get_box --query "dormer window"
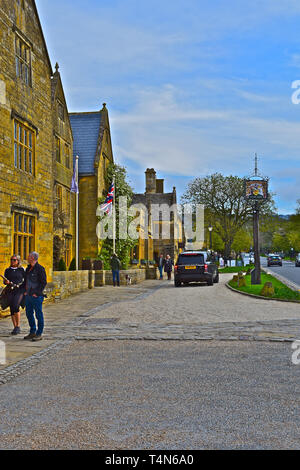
[57,101,65,134]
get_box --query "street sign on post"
[244,156,269,285]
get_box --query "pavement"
[1,274,300,375]
[1,274,300,449]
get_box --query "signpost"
[244,155,269,285]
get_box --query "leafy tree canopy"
[182,173,276,256]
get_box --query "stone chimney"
[145,168,156,193]
[156,179,164,193]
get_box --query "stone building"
[69,104,114,266]
[0,0,55,278]
[132,169,183,264]
[51,63,75,270]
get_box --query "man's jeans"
[112,270,120,285]
[158,266,163,279]
[25,295,44,336]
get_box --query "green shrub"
[58,258,67,271]
[69,258,76,271]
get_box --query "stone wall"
[47,270,90,302]
[44,267,158,302]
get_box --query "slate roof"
[69,112,102,175]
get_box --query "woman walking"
[2,255,25,335]
[164,254,173,281]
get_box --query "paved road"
[0,340,299,450]
[1,275,300,449]
[261,257,300,289]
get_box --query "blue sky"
[36,0,300,213]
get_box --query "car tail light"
[174,265,178,272]
[204,264,208,272]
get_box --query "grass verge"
[228,271,300,301]
[219,265,254,273]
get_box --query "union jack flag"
[99,183,114,216]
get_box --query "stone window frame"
[55,136,61,163]
[55,135,71,169]
[57,100,65,134]
[15,34,32,86]
[64,143,70,169]
[13,119,35,175]
[56,184,63,212]
[13,212,35,262]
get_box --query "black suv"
[174,252,219,287]
[295,254,300,267]
[267,254,282,266]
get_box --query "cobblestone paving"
[0,274,300,385]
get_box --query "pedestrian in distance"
[164,254,173,281]
[24,252,47,342]
[1,255,25,335]
[110,252,121,287]
[158,253,165,280]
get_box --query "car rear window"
[270,256,280,260]
[177,254,205,265]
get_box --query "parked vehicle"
[295,254,300,267]
[267,254,282,267]
[174,251,219,287]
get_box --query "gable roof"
[51,64,73,134]
[69,112,103,175]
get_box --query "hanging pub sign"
[244,179,268,201]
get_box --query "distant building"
[132,169,183,264]
[69,104,114,266]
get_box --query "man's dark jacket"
[25,263,47,297]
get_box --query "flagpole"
[113,176,116,253]
[75,155,79,271]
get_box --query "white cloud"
[109,84,300,212]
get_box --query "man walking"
[158,253,164,280]
[24,252,47,342]
[110,253,121,287]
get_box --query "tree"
[269,211,300,255]
[182,173,275,257]
[97,162,136,270]
[231,228,252,253]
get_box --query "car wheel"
[207,276,213,286]
[213,273,219,283]
[174,280,181,287]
